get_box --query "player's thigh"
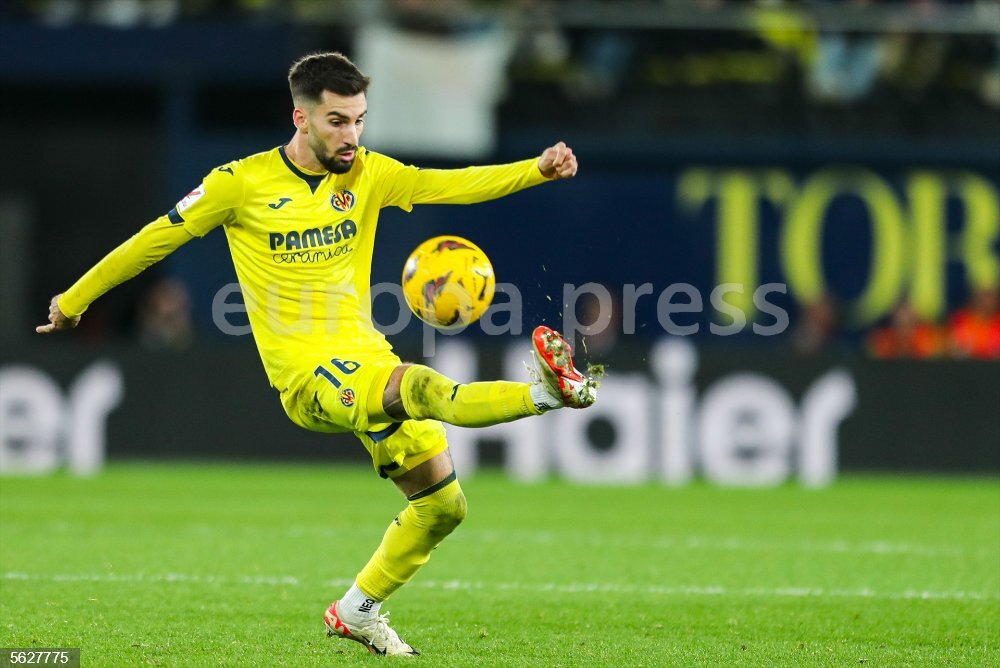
[280,355,400,434]
[381,363,413,421]
[356,419,449,480]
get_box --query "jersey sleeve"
[373,152,550,212]
[167,161,245,237]
[58,216,195,317]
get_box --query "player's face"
[305,91,367,174]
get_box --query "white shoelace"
[359,612,412,654]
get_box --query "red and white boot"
[324,600,419,657]
[529,325,598,410]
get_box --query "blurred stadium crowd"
[6,0,1000,118]
[794,288,1000,359]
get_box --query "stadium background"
[1,0,996,479]
[1,2,998,665]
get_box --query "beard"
[312,138,356,174]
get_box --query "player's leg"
[383,325,597,427]
[343,449,464,609]
[325,425,462,656]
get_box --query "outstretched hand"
[36,294,80,334]
[538,141,578,180]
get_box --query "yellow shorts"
[279,353,449,478]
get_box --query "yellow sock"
[399,365,542,427]
[355,475,467,601]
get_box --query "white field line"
[278,526,983,559]
[452,530,977,558]
[1,572,300,586]
[4,572,997,602]
[25,521,987,558]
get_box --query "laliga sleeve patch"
[175,184,206,214]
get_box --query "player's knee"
[423,485,467,535]
[448,487,469,528]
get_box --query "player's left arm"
[385,142,577,208]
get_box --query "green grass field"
[1,464,997,667]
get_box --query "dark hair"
[288,52,370,105]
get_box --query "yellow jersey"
[59,146,549,389]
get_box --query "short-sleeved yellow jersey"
[60,146,548,390]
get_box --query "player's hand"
[538,141,578,180]
[36,294,80,334]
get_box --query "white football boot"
[529,325,598,409]
[324,601,419,657]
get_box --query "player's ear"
[292,107,309,134]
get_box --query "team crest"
[175,184,205,214]
[339,388,356,407]
[331,189,356,213]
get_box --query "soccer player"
[36,51,596,657]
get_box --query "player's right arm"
[36,163,244,334]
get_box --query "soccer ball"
[402,235,496,329]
